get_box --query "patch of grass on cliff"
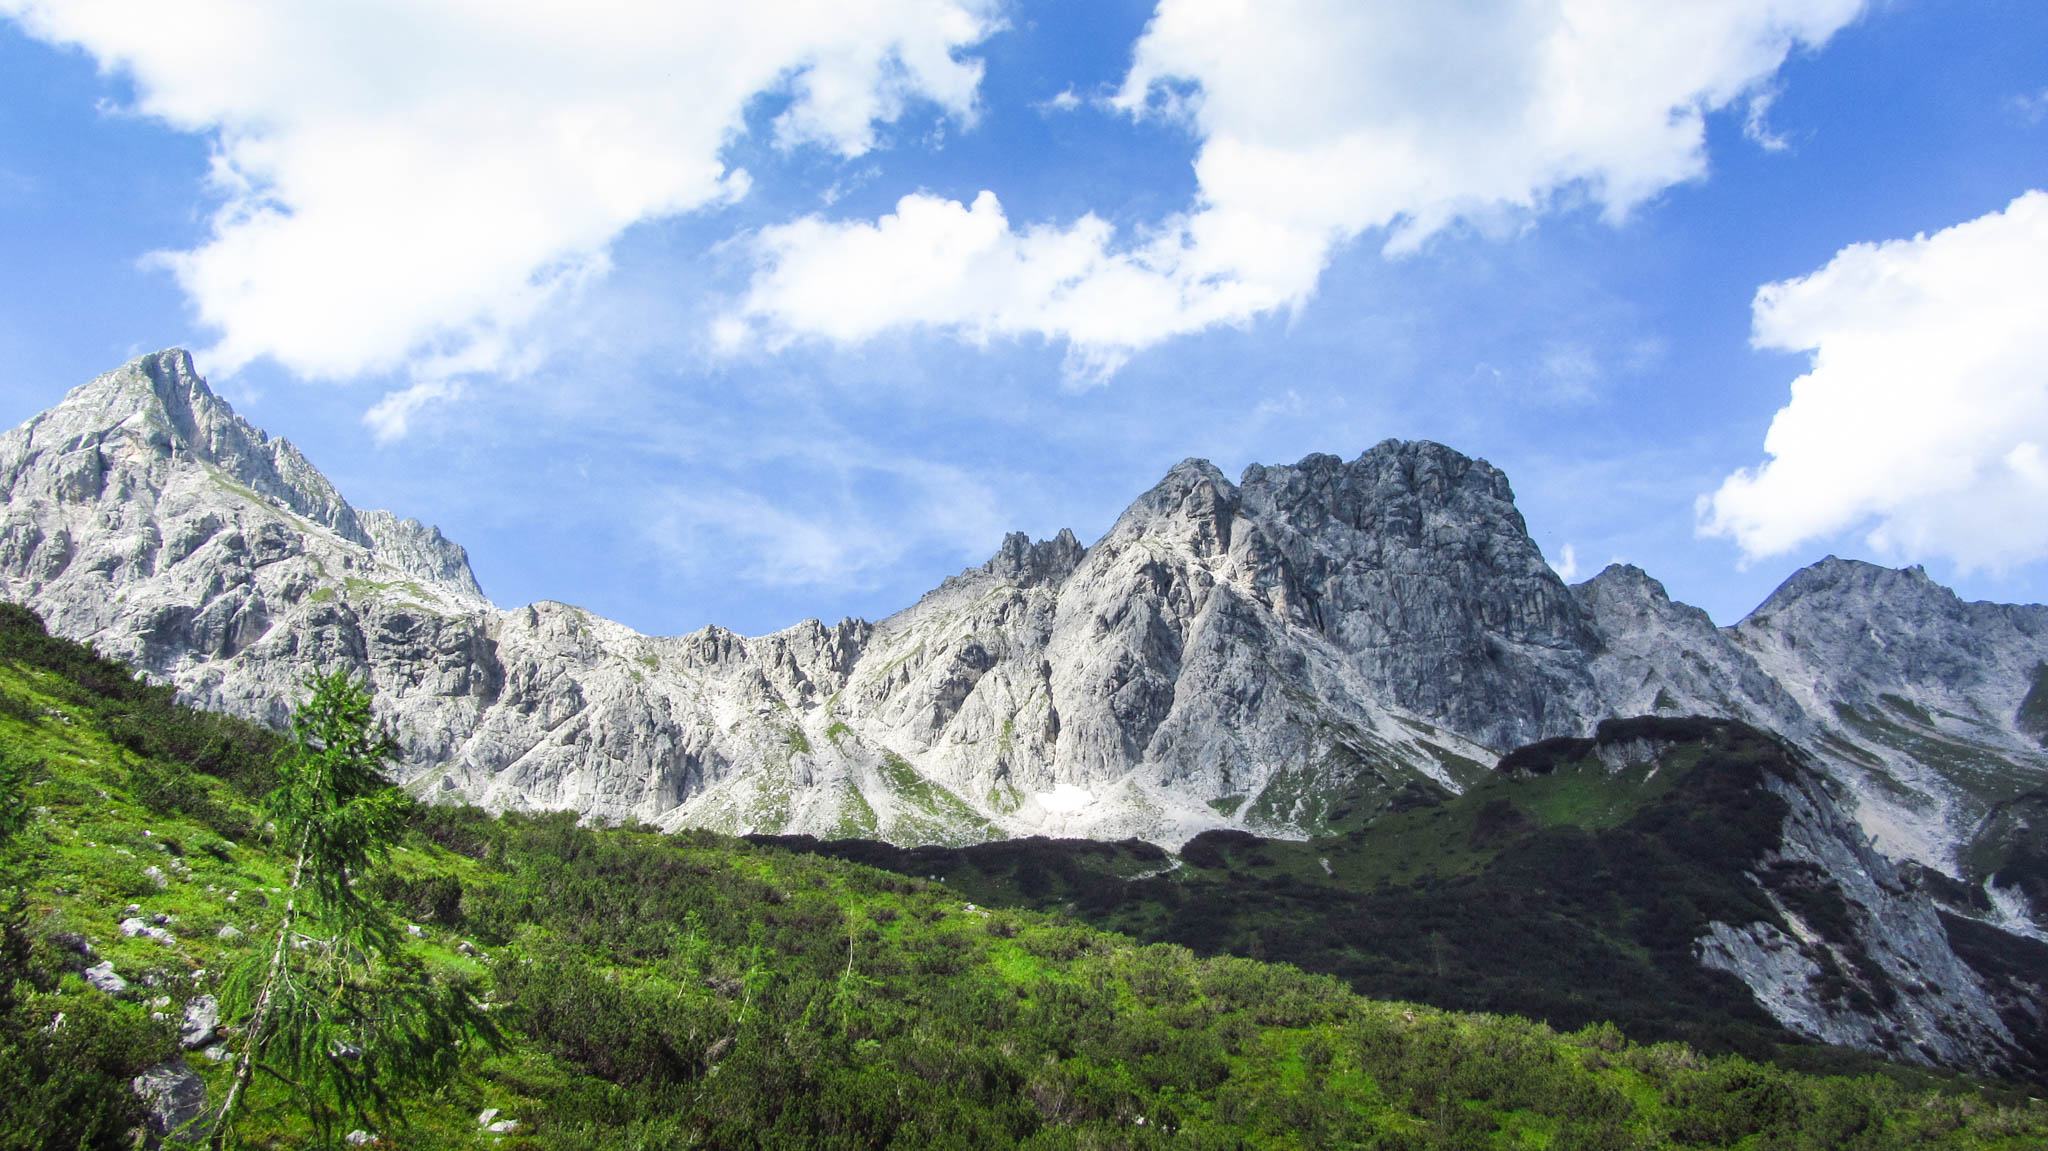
[877,752,990,845]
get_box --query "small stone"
[486,1120,519,1135]
[124,904,143,916]
[216,924,243,940]
[201,1044,231,1063]
[84,961,127,994]
[406,924,424,938]
[180,995,219,1050]
[142,865,168,889]
[477,1108,500,1126]
[121,917,176,945]
[345,1131,379,1146]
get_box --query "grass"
[3,607,2047,1148]
[876,752,991,845]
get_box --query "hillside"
[3,605,2047,1148]
[762,719,2048,1081]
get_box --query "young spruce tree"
[210,671,489,1148]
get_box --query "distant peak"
[1160,456,1232,489]
[984,528,1085,586]
[1751,554,1957,619]
[1576,563,1676,606]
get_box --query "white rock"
[180,995,219,1049]
[83,961,127,995]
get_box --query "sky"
[1,0,2045,637]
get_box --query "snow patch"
[1035,783,1094,814]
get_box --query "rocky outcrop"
[1699,761,2019,1071]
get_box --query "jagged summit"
[19,349,487,602]
[981,528,1085,586]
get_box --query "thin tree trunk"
[210,837,309,1149]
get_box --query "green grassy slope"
[1,605,2045,1148]
[766,719,2048,1080]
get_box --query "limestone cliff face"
[10,349,2048,1075]
[8,350,2046,855]
[7,352,2047,865]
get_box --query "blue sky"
[2,1,2046,636]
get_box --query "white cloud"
[729,0,1864,374]
[1,0,1000,384]
[1700,191,2048,572]
[364,379,464,444]
[1550,543,1580,582]
[1743,86,1792,152]
[1037,86,1082,114]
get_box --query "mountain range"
[4,349,2045,1076]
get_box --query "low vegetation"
[1,604,2044,1147]
[770,719,2048,1082]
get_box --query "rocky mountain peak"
[1111,458,1239,549]
[1575,563,1704,623]
[359,510,487,600]
[4,352,2047,974]
[24,348,370,547]
[983,528,1086,586]
[1752,555,1949,617]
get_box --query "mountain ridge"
[2,351,2043,878]
[7,348,2048,1076]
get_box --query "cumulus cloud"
[0,0,1000,383]
[729,0,1865,376]
[1700,191,2048,571]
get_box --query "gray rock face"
[83,960,127,995]
[1699,764,2017,1070]
[7,351,2048,1071]
[1731,559,2048,869]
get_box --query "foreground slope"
[2,604,2046,1149]
[3,351,2045,931]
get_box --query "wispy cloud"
[2013,87,2048,124]
[1550,543,1580,582]
[1743,85,1792,152]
